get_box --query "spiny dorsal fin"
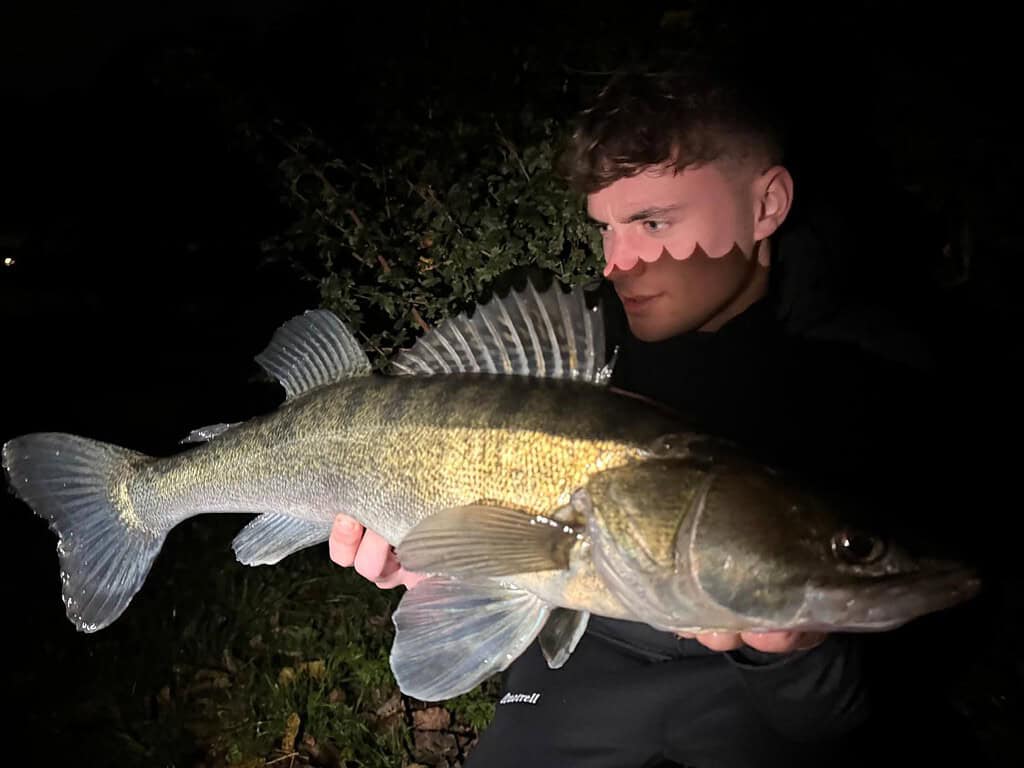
[387,281,614,384]
[255,309,371,400]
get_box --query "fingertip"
[742,631,806,653]
[328,531,359,567]
[403,571,427,590]
[698,632,744,652]
[332,514,361,537]
[353,530,391,581]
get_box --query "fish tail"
[2,432,164,632]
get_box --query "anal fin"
[232,513,329,565]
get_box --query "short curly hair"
[560,60,787,194]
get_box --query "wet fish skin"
[1,281,981,701]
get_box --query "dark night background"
[1,2,1021,766]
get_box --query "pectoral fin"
[538,607,590,669]
[396,504,580,578]
[390,576,551,702]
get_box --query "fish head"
[584,454,981,633]
[686,462,981,631]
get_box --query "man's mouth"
[619,292,663,311]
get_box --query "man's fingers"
[402,571,427,589]
[329,514,364,567]
[684,629,828,654]
[373,559,409,589]
[329,515,429,590]
[741,631,799,653]
[740,631,826,653]
[353,528,393,581]
[696,632,744,651]
[374,561,428,590]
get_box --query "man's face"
[587,162,766,341]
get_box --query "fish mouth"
[797,565,982,632]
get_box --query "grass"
[12,512,499,768]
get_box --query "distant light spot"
[2,257,13,267]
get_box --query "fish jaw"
[784,563,982,632]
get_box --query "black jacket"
[466,218,983,768]
[584,229,979,764]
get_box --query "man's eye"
[643,220,669,233]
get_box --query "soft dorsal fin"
[388,281,615,384]
[255,309,371,400]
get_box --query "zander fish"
[2,280,980,701]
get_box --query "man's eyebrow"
[586,205,684,225]
[622,205,684,222]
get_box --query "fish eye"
[831,528,886,565]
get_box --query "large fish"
[2,281,979,701]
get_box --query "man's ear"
[752,165,794,241]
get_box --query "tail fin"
[2,433,164,632]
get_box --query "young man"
[328,66,962,766]
[331,67,824,652]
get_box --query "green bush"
[262,108,605,368]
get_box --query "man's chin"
[626,316,686,342]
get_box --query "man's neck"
[699,239,771,332]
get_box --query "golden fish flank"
[392,426,638,518]
[113,473,142,531]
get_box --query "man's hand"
[677,630,826,654]
[328,514,425,589]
